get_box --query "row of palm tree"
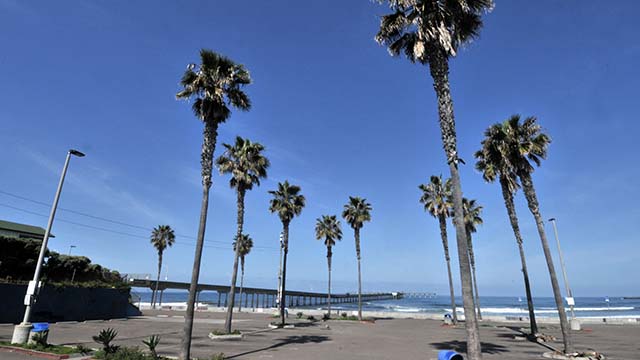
[475,115,573,350]
[419,177,484,324]
[314,196,372,320]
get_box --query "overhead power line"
[0,191,279,252]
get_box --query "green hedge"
[0,236,125,288]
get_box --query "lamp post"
[276,232,283,308]
[548,218,577,323]
[11,149,84,344]
[68,245,76,256]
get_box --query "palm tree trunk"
[238,257,245,312]
[279,221,290,326]
[180,121,217,360]
[153,251,163,309]
[467,231,482,320]
[499,177,538,335]
[438,215,458,324]
[519,171,573,353]
[428,48,482,360]
[355,228,363,321]
[225,189,245,333]
[327,245,332,317]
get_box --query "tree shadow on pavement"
[225,335,330,359]
[430,340,510,354]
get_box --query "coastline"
[136,302,640,326]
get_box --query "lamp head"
[69,149,85,157]
[548,218,556,222]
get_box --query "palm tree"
[462,198,483,320]
[475,122,539,336]
[342,196,372,321]
[268,181,305,325]
[315,215,342,317]
[175,49,251,360]
[232,233,253,313]
[150,225,175,309]
[217,136,269,333]
[419,175,457,324]
[375,2,494,357]
[500,115,573,353]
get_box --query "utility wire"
[0,189,277,248]
[0,200,278,252]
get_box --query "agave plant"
[92,328,119,354]
[142,335,161,359]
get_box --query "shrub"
[142,335,160,359]
[322,313,330,321]
[95,347,149,360]
[211,353,225,360]
[75,344,92,355]
[341,312,347,318]
[93,328,119,354]
[306,315,316,321]
[31,331,48,347]
[296,312,304,319]
[210,329,240,336]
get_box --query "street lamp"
[548,218,576,322]
[11,149,84,344]
[68,245,76,256]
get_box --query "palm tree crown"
[150,225,175,253]
[341,197,372,231]
[474,122,520,193]
[418,175,452,218]
[233,233,254,258]
[375,0,494,61]
[176,49,251,124]
[315,215,343,247]
[462,198,483,234]
[216,136,270,191]
[268,181,306,227]
[502,115,551,175]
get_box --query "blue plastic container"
[32,323,49,332]
[438,350,463,360]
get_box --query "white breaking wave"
[443,306,635,314]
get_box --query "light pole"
[276,232,283,308]
[11,149,84,344]
[68,245,77,283]
[548,218,576,322]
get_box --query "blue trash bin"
[32,323,49,332]
[438,350,463,360]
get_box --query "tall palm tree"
[217,136,269,333]
[375,2,494,357]
[175,49,251,360]
[419,175,457,324]
[232,233,253,313]
[268,181,305,325]
[150,225,175,309]
[501,115,573,353]
[475,122,539,336]
[462,198,483,320]
[315,215,342,317]
[342,196,372,321]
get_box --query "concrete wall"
[0,283,141,324]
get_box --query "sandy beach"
[2,309,639,359]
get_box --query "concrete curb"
[0,345,71,360]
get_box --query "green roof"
[0,219,54,238]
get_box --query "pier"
[127,276,400,309]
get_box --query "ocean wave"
[442,306,635,314]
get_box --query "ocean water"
[132,288,640,319]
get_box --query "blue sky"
[1,1,638,297]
